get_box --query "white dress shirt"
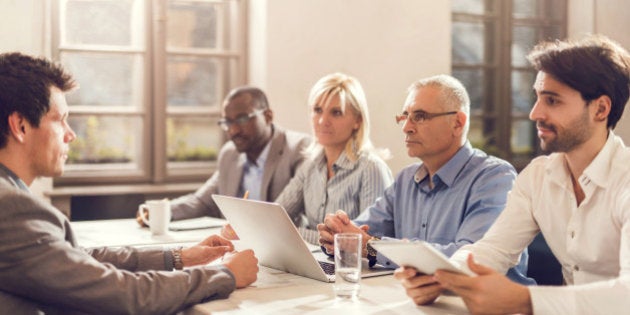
[451,132,630,314]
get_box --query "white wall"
[249,0,451,174]
[0,0,45,55]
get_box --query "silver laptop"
[211,194,393,282]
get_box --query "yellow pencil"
[243,190,249,199]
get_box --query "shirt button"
[573,265,580,271]
[570,231,575,238]
[421,223,426,228]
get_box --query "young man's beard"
[538,109,592,154]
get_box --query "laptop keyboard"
[318,261,335,275]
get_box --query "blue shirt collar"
[414,141,474,188]
[0,163,30,192]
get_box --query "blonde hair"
[306,72,374,161]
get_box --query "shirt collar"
[414,142,474,187]
[545,131,617,189]
[581,131,618,188]
[315,150,357,172]
[0,163,30,192]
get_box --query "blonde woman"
[275,73,393,244]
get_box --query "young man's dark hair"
[0,52,76,148]
[527,35,630,129]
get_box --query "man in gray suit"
[0,52,259,314]
[166,86,311,221]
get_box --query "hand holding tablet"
[370,241,475,276]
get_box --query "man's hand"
[316,210,370,256]
[222,249,259,288]
[434,254,532,315]
[136,209,148,227]
[220,223,239,240]
[181,235,234,267]
[394,266,444,305]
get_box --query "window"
[51,0,245,185]
[451,0,566,169]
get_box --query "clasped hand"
[316,210,370,256]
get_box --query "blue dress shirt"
[354,142,535,285]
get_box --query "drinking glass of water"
[334,233,362,299]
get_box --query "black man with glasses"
[138,86,311,224]
[317,74,534,285]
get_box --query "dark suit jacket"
[0,171,235,314]
[170,125,311,220]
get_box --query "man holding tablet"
[317,75,534,285]
[396,35,630,314]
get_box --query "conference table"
[71,218,470,314]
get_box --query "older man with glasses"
[139,86,311,224]
[317,74,534,285]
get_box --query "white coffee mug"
[138,199,171,235]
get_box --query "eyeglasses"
[217,109,265,131]
[395,110,457,125]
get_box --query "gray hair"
[408,74,470,137]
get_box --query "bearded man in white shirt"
[394,34,630,315]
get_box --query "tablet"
[370,241,474,276]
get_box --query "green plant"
[166,119,217,162]
[67,115,132,164]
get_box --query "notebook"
[211,194,393,282]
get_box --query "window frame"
[451,0,566,170]
[50,0,247,186]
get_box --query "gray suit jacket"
[171,125,311,220]
[0,171,236,314]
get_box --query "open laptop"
[211,194,393,282]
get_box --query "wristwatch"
[171,247,184,270]
[366,236,381,267]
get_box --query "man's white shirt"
[451,131,630,314]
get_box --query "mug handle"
[138,204,150,226]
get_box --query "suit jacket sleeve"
[85,246,170,272]
[170,170,222,220]
[0,190,236,314]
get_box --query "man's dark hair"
[0,52,76,148]
[527,34,630,129]
[225,86,270,110]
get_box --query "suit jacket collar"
[0,163,29,192]
[225,124,286,200]
[260,125,287,200]
[226,154,246,198]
